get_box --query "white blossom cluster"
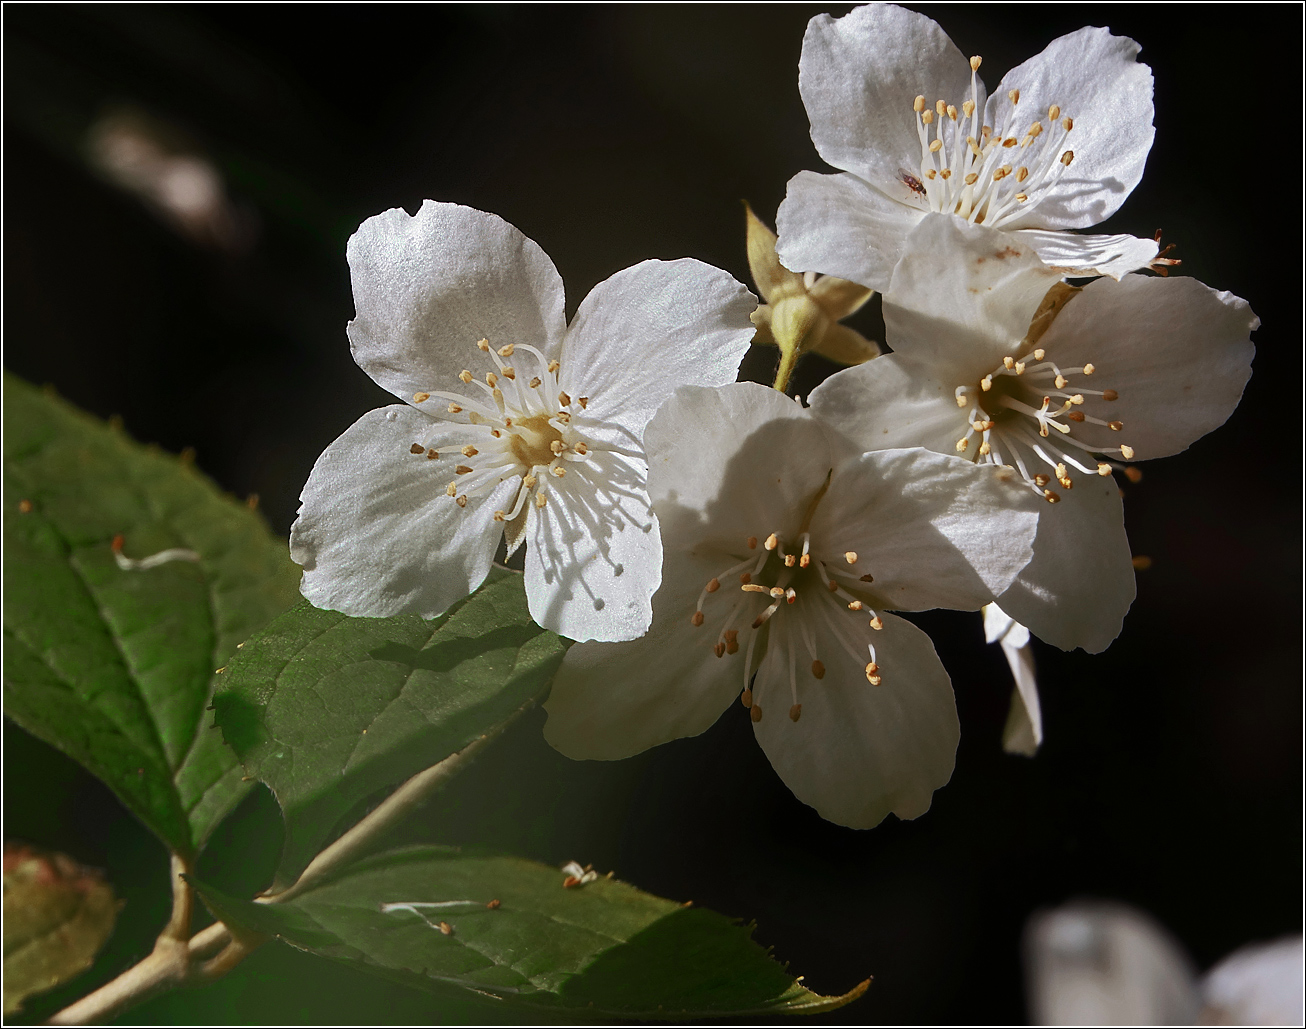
[290,5,1257,829]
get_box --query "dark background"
[4,4,1301,1024]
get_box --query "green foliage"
[3,843,121,1015]
[2,374,302,858]
[212,572,567,888]
[193,846,867,1018]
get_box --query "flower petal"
[523,451,661,643]
[558,259,755,436]
[752,609,959,829]
[1018,229,1159,280]
[290,406,514,619]
[996,472,1135,653]
[884,215,1063,377]
[542,551,740,759]
[1037,275,1257,460]
[812,448,1041,611]
[798,4,978,192]
[776,171,922,293]
[347,201,567,403]
[988,27,1154,230]
[644,382,824,546]
[808,354,963,456]
[1201,936,1305,1027]
[986,603,1043,757]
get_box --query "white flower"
[290,201,756,643]
[777,3,1163,292]
[983,602,1042,757]
[810,216,1257,653]
[1026,902,1304,1026]
[544,382,1042,828]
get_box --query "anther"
[1008,88,1020,105]
[765,533,779,550]
[535,492,546,508]
[1060,151,1074,166]
[706,578,721,593]
[981,375,993,391]
[811,660,825,680]
[691,611,705,627]
[1119,445,1135,459]
[493,511,505,522]
[529,376,542,388]
[1102,390,1119,401]
[1082,363,1095,375]
[477,338,491,352]
[1015,361,1025,374]
[1004,356,1016,370]
[947,104,958,120]
[1055,374,1069,389]
[414,392,431,403]
[456,495,468,508]
[1034,474,1051,488]
[558,391,571,407]
[1067,411,1085,422]
[956,437,969,452]
[1017,167,1029,183]
[964,172,979,185]
[447,403,462,413]
[1062,116,1074,131]
[922,110,935,126]
[459,370,474,383]
[455,465,473,475]
[551,465,566,477]
[913,95,925,113]
[747,536,758,549]
[929,139,942,152]
[1097,463,1112,476]
[750,704,763,723]
[498,344,515,357]
[1043,490,1061,504]
[859,573,874,582]
[740,572,752,585]
[740,689,752,708]
[785,588,797,605]
[799,553,811,568]
[1048,104,1060,121]
[725,631,740,655]
[446,483,458,497]
[962,99,975,117]
[574,442,588,455]
[579,397,588,409]
[935,99,946,116]
[462,445,478,457]
[784,554,796,567]
[742,584,768,593]
[1002,137,1018,148]
[550,439,566,455]
[789,704,802,723]
[547,360,560,373]
[426,449,438,460]
[865,661,881,685]
[523,473,537,488]
[410,443,425,454]
[970,55,982,71]
[847,601,864,611]
[714,641,726,658]
[501,366,515,379]
[1108,421,1124,431]
[769,587,785,599]
[869,616,883,630]
[844,551,857,564]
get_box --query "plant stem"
[259,693,542,905]
[772,343,801,394]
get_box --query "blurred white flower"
[290,201,756,643]
[810,216,1257,653]
[545,382,1041,828]
[777,3,1164,292]
[1026,901,1303,1026]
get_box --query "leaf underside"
[212,571,567,888]
[2,374,302,857]
[193,846,867,1018]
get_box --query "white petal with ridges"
[347,201,567,403]
[752,609,959,829]
[290,406,514,619]
[1019,229,1159,279]
[558,259,755,436]
[988,27,1154,231]
[777,171,922,293]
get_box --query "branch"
[259,693,541,905]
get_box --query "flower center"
[405,338,595,519]
[907,55,1077,227]
[952,345,1133,502]
[688,503,886,725]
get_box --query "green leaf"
[193,846,867,1017]
[212,572,567,888]
[3,843,121,1015]
[2,374,302,858]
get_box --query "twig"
[259,694,541,905]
